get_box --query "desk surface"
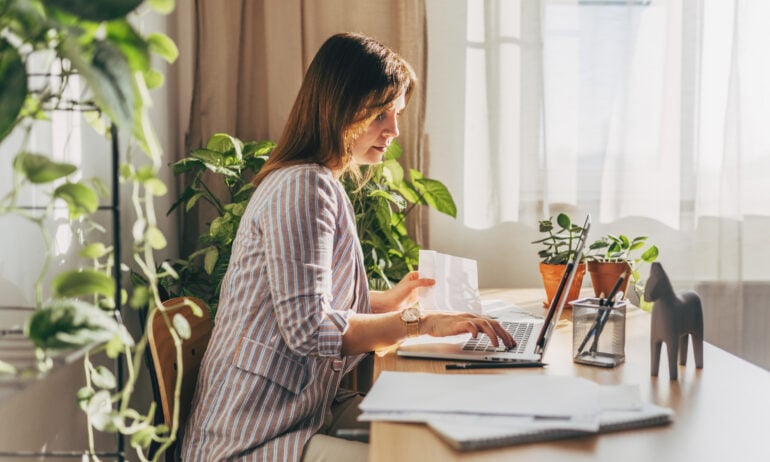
[370,289,770,461]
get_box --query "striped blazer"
[181,164,370,461]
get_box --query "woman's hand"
[370,271,435,313]
[421,311,516,349]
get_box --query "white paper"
[418,250,482,313]
[361,410,600,432]
[359,371,600,418]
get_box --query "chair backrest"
[147,296,213,437]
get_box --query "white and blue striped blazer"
[181,164,370,461]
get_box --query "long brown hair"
[253,32,416,186]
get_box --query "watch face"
[402,306,420,322]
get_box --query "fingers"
[401,271,436,288]
[424,312,514,349]
[472,318,512,348]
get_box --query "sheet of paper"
[418,250,482,313]
[359,371,600,418]
[360,410,600,432]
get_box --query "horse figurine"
[645,262,704,380]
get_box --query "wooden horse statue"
[645,262,704,380]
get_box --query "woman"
[181,32,514,462]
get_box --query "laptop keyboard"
[462,321,532,354]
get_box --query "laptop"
[397,214,591,364]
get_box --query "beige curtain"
[179,0,428,256]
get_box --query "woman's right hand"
[420,311,516,349]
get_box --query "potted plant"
[531,213,587,308]
[160,135,457,314]
[586,234,659,306]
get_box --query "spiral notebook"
[427,403,673,451]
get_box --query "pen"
[578,273,626,355]
[445,362,547,370]
[586,273,627,354]
[589,290,624,353]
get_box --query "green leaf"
[76,387,95,411]
[52,269,116,298]
[382,159,404,183]
[391,180,422,204]
[61,38,135,133]
[384,140,403,160]
[130,425,157,449]
[84,110,108,136]
[172,313,191,339]
[106,19,150,72]
[145,178,167,196]
[129,285,150,309]
[80,242,109,259]
[143,68,164,89]
[104,334,125,358]
[91,365,117,389]
[146,226,167,250]
[24,299,125,351]
[172,157,206,175]
[42,0,143,21]
[185,192,204,212]
[0,38,28,142]
[15,153,77,184]
[53,182,99,218]
[413,177,457,217]
[243,140,276,157]
[369,189,406,208]
[556,213,571,230]
[206,133,243,160]
[87,390,117,432]
[640,245,659,263]
[146,32,178,63]
[204,246,219,275]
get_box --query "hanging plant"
[0,0,183,460]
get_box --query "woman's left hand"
[370,271,435,313]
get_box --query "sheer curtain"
[425,0,770,369]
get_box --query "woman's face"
[350,93,405,165]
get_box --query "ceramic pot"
[538,262,587,308]
[587,260,631,299]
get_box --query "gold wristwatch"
[400,306,421,338]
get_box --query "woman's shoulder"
[263,163,333,183]
[259,164,343,199]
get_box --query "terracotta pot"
[587,260,631,300]
[538,262,587,309]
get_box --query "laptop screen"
[534,214,591,356]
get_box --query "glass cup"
[572,297,627,367]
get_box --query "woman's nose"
[384,114,399,138]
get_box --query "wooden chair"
[146,297,213,460]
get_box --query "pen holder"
[572,297,627,368]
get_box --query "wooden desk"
[370,289,770,461]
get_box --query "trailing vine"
[0,1,185,460]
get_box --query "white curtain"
[445,0,770,228]
[425,0,770,370]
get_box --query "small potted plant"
[531,213,587,308]
[586,234,659,305]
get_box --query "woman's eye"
[376,113,386,121]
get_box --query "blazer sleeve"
[262,168,352,358]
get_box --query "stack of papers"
[359,372,673,451]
